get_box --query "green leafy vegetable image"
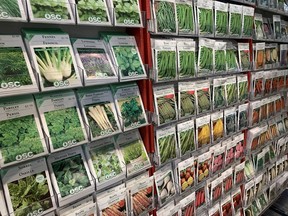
[34,47,76,87]
[119,97,145,127]
[216,10,228,35]
[44,107,85,150]
[0,48,32,88]
[113,46,144,78]
[176,3,194,34]
[52,154,91,198]
[0,115,44,164]
[230,13,242,36]
[112,0,141,25]
[29,0,71,20]
[179,50,196,78]
[90,143,123,183]
[120,140,147,165]
[78,48,115,78]
[157,50,176,81]
[0,0,21,18]
[86,103,119,138]
[77,0,109,23]
[8,172,53,216]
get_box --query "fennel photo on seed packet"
[77,48,116,79]
[34,47,77,87]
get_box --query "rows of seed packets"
[0,30,147,97]
[150,0,255,38]
[0,0,143,27]
[151,38,288,83]
[0,153,153,216]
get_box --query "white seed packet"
[47,146,94,207]
[229,4,243,37]
[214,1,229,37]
[211,111,224,143]
[2,158,56,216]
[178,82,196,118]
[212,77,226,109]
[195,80,211,114]
[197,0,214,36]
[178,192,195,215]
[177,119,195,156]
[198,38,215,76]
[176,156,195,194]
[224,107,237,136]
[254,13,265,39]
[196,114,211,149]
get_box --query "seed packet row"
[17,29,147,94]
[248,94,286,127]
[1,0,143,27]
[251,70,287,100]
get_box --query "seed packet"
[196,80,211,114]
[177,157,195,193]
[211,111,224,143]
[249,100,261,126]
[176,0,196,35]
[156,125,177,165]
[238,43,250,72]
[214,41,227,73]
[232,189,243,214]
[234,162,245,185]
[276,158,284,176]
[154,85,177,126]
[197,151,211,183]
[254,43,265,70]
[77,86,121,141]
[269,118,279,139]
[154,163,176,206]
[245,160,255,181]
[177,120,195,156]
[195,186,206,209]
[196,114,211,149]
[209,203,220,216]
[265,44,273,69]
[263,17,273,39]
[128,176,154,215]
[179,82,196,118]
[242,6,254,38]
[211,144,225,173]
[103,35,147,81]
[157,201,179,216]
[72,38,117,85]
[58,196,96,216]
[97,185,128,216]
[268,182,277,201]
[273,15,282,39]
[112,82,147,130]
[179,192,195,216]
[251,72,264,99]
[196,0,214,36]
[47,147,94,207]
[263,71,272,95]
[26,0,75,24]
[225,76,237,106]
[22,29,82,91]
[244,180,255,206]
[247,127,261,151]
[85,137,125,190]
[177,40,197,79]
[224,137,236,166]
[73,0,111,26]
[254,13,265,39]
[221,195,233,216]
[258,124,270,147]
[116,130,150,176]
[35,90,88,152]
[221,168,233,194]
[267,97,276,117]
[270,43,279,67]
[0,0,26,21]
[237,74,248,102]
[280,44,288,67]
[0,96,48,167]
[210,176,223,203]
[229,4,242,37]
[254,151,265,172]
[214,1,229,37]
[275,95,282,113]
[238,103,249,129]
[278,70,285,90]
[198,38,215,76]
[153,0,177,35]
[0,35,39,97]
[2,158,56,216]
[212,77,226,109]
[276,137,286,157]
[226,42,239,72]
[151,39,177,82]
[258,193,269,210]
[110,0,142,27]
[234,133,245,159]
